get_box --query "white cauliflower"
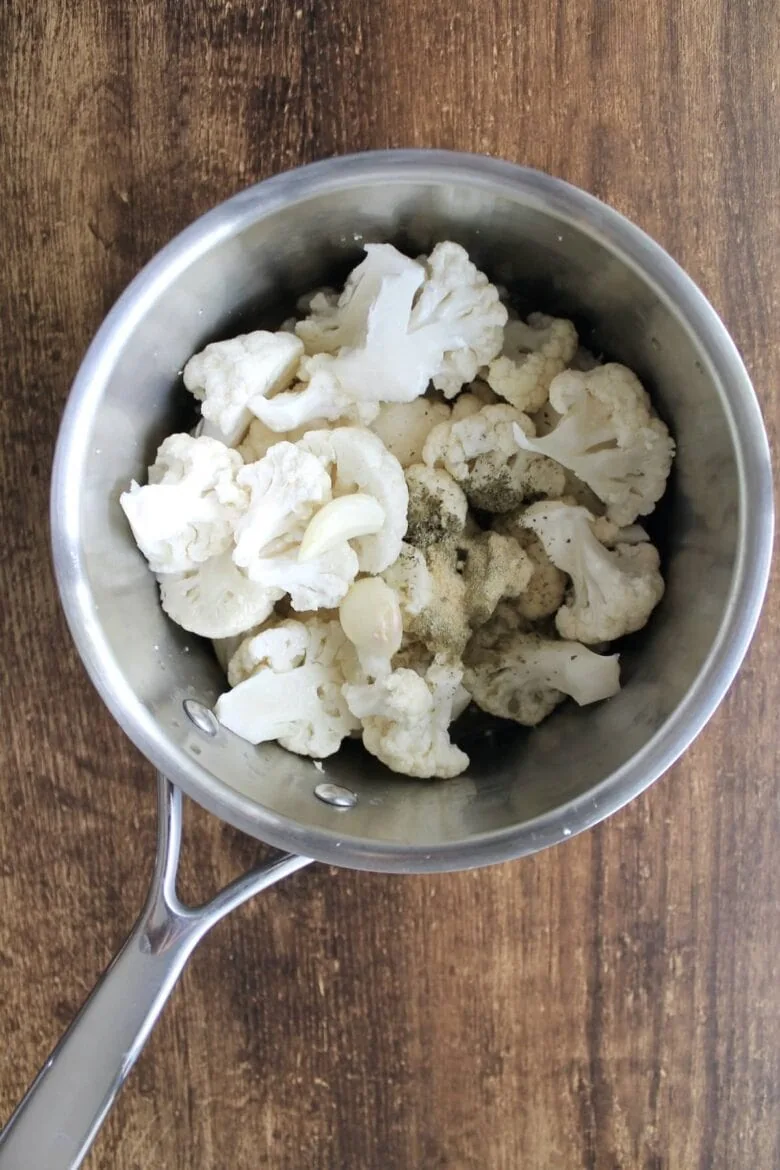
[226,619,311,686]
[237,416,332,463]
[513,364,675,524]
[213,630,259,673]
[410,241,507,397]
[382,529,532,657]
[461,530,533,628]
[370,398,451,467]
[120,434,246,574]
[215,617,360,757]
[158,551,275,638]
[296,285,338,318]
[492,513,566,621]
[530,398,561,436]
[343,654,469,779]
[299,427,408,573]
[231,442,359,611]
[464,626,620,726]
[120,239,677,782]
[256,250,432,429]
[233,442,332,571]
[294,264,436,408]
[559,470,608,515]
[593,518,653,547]
[183,331,303,446]
[382,543,433,615]
[295,246,418,356]
[404,464,468,548]
[247,367,377,432]
[257,241,506,429]
[423,402,566,513]
[521,501,665,643]
[450,392,485,422]
[240,544,360,613]
[487,312,578,413]
[384,542,469,657]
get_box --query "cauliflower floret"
[370,399,451,467]
[233,442,332,571]
[213,630,262,673]
[237,419,285,463]
[492,513,567,621]
[382,543,433,613]
[560,470,607,515]
[257,249,434,429]
[382,530,532,657]
[422,403,566,513]
[474,598,529,640]
[296,285,338,318]
[388,638,471,719]
[449,392,485,422]
[343,654,469,778]
[258,242,506,429]
[120,434,247,574]
[159,551,275,638]
[404,464,468,548]
[237,417,332,463]
[513,364,675,525]
[243,544,360,613]
[216,617,360,758]
[297,261,444,403]
[521,501,665,643]
[295,247,418,356]
[299,427,408,574]
[183,331,304,446]
[593,519,652,547]
[384,543,469,657]
[530,399,561,437]
[486,312,578,413]
[226,620,311,686]
[231,442,358,610]
[410,241,507,397]
[246,367,379,432]
[464,626,620,726]
[460,530,533,628]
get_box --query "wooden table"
[1,2,778,1167]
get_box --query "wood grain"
[1,1,778,1167]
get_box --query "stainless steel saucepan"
[0,150,772,1169]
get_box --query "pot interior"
[57,165,746,864]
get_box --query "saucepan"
[0,150,772,1168]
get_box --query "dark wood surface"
[1,2,778,1167]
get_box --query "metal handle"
[0,774,312,1170]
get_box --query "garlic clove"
[339,577,403,660]
[298,493,385,562]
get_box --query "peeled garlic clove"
[339,577,403,660]
[298,493,385,562]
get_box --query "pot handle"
[0,774,312,1170]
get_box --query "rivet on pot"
[314,783,358,809]
[182,699,219,737]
